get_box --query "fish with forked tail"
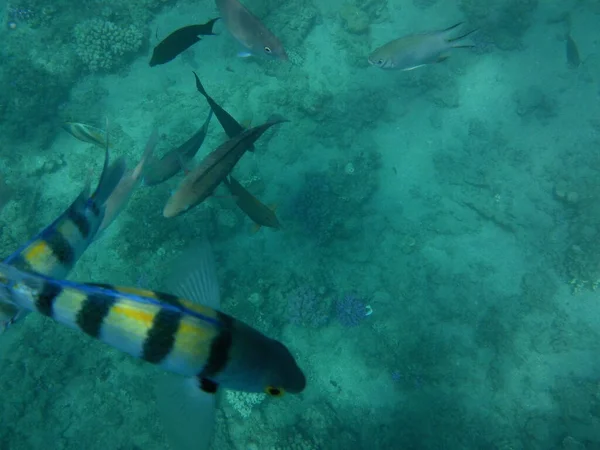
[224,176,281,232]
[144,110,213,186]
[192,71,250,143]
[215,0,287,60]
[150,18,219,67]
[368,22,477,71]
[163,117,288,218]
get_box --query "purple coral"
[287,286,330,328]
[336,294,368,327]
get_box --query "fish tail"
[204,17,220,35]
[0,263,46,311]
[90,128,126,206]
[134,129,160,180]
[193,71,208,98]
[441,22,464,34]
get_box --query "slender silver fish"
[368,22,476,71]
[62,122,107,148]
[215,0,287,60]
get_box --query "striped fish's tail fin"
[90,120,126,206]
[0,263,46,310]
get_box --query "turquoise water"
[1,0,600,449]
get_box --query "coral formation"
[287,286,331,327]
[335,294,368,327]
[74,19,144,72]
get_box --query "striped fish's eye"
[377,59,385,66]
[264,46,272,54]
[265,386,285,397]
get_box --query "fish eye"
[265,386,285,397]
[264,46,272,54]
[377,59,384,66]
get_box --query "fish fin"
[441,22,464,34]
[165,237,221,309]
[192,71,208,98]
[436,55,450,63]
[237,51,253,58]
[241,116,253,129]
[155,374,217,450]
[269,203,278,212]
[0,263,47,305]
[251,223,262,233]
[91,120,126,205]
[447,28,479,45]
[91,156,127,206]
[200,377,219,393]
[402,64,427,71]
[203,109,214,130]
[203,17,220,36]
[175,152,191,175]
[134,129,160,180]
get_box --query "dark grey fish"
[192,71,253,151]
[163,117,288,218]
[566,34,581,69]
[150,19,219,67]
[144,110,213,186]
[224,176,281,231]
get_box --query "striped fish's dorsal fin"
[165,237,221,309]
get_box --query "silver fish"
[368,22,476,71]
[62,122,107,147]
[215,0,287,60]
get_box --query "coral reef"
[74,19,144,72]
[287,286,331,327]
[335,294,368,327]
[285,150,380,245]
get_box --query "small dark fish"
[224,176,281,231]
[144,110,213,186]
[163,117,288,218]
[565,34,581,69]
[192,71,249,145]
[150,19,219,67]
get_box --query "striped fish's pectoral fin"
[199,377,219,394]
[155,374,217,450]
[251,223,262,233]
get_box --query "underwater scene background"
[1,0,600,449]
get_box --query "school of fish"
[2,0,524,449]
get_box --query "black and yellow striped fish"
[0,145,125,331]
[0,254,306,396]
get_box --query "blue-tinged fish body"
[0,150,126,330]
[0,266,306,395]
